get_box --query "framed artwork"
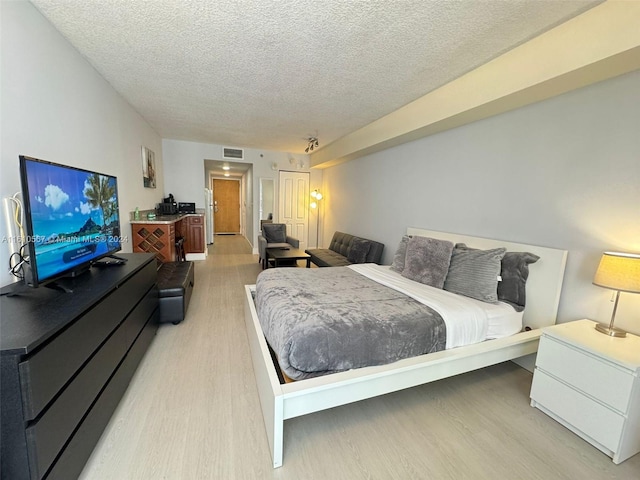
[142,146,156,188]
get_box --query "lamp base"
[595,323,627,338]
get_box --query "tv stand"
[1,253,158,480]
[44,276,82,293]
[44,280,75,294]
[106,254,128,262]
[42,264,95,293]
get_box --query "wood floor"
[80,235,640,479]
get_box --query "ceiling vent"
[223,147,244,160]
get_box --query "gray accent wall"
[322,70,640,334]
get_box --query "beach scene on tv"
[25,160,121,281]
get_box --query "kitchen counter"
[130,211,206,262]
[130,212,203,224]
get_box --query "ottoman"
[157,261,194,324]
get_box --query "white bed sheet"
[347,264,523,348]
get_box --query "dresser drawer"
[536,335,634,413]
[25,316,131,478]
[18,261,156,420]
[531,369,625,453]
[45,312,158,480]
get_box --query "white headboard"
[406,227,568,330]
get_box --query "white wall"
[0,1,163,286]
[162,139,322,249]
[322,70,640,334]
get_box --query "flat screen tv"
[19,155,123,287]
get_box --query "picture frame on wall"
[142,146,156,188]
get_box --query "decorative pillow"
[498,251,540,312]
[262,224,286,244]
[444,245,506,303]
[401,236,454,288]
[390,235,411,273]
[347,238,371,264]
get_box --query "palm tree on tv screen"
[103,197,118,228]
[84,173,116,231]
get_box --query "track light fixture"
[304,136,318,153]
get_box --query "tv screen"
[19,155,122,287]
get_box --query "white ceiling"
[31,0,602,155]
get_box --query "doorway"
[213,178,241,234]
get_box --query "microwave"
[178,202,196,213]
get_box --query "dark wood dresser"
[1,253,159,480]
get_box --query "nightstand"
[530,319,640,464]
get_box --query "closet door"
[278,171,309,250]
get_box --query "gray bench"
[305,231,384,267]
[157,261,194,324]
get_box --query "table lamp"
[592,251,640,337]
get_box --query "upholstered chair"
[258,223,300,269]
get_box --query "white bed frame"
[244,227,568,468]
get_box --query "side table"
[530,319,640,464]
[265,247,311,268]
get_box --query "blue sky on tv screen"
[26,160,118,239]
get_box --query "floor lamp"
[310,189,322,248]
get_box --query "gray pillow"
[498,252,540,312]
[390,235,411,273]
[444,245,506,303]
[262,224,286,243]
[347,238,371,263]
[401,236,454,288]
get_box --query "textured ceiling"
[31,0,601,154]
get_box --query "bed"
[244,227,568,468]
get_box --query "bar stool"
[175,236,186,262]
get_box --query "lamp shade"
[593,252,640,293]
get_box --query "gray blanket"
[256,266,446,380]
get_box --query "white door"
[278,171,309,251]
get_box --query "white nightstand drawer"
[531,369,625,453]
[536,335,634,413]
